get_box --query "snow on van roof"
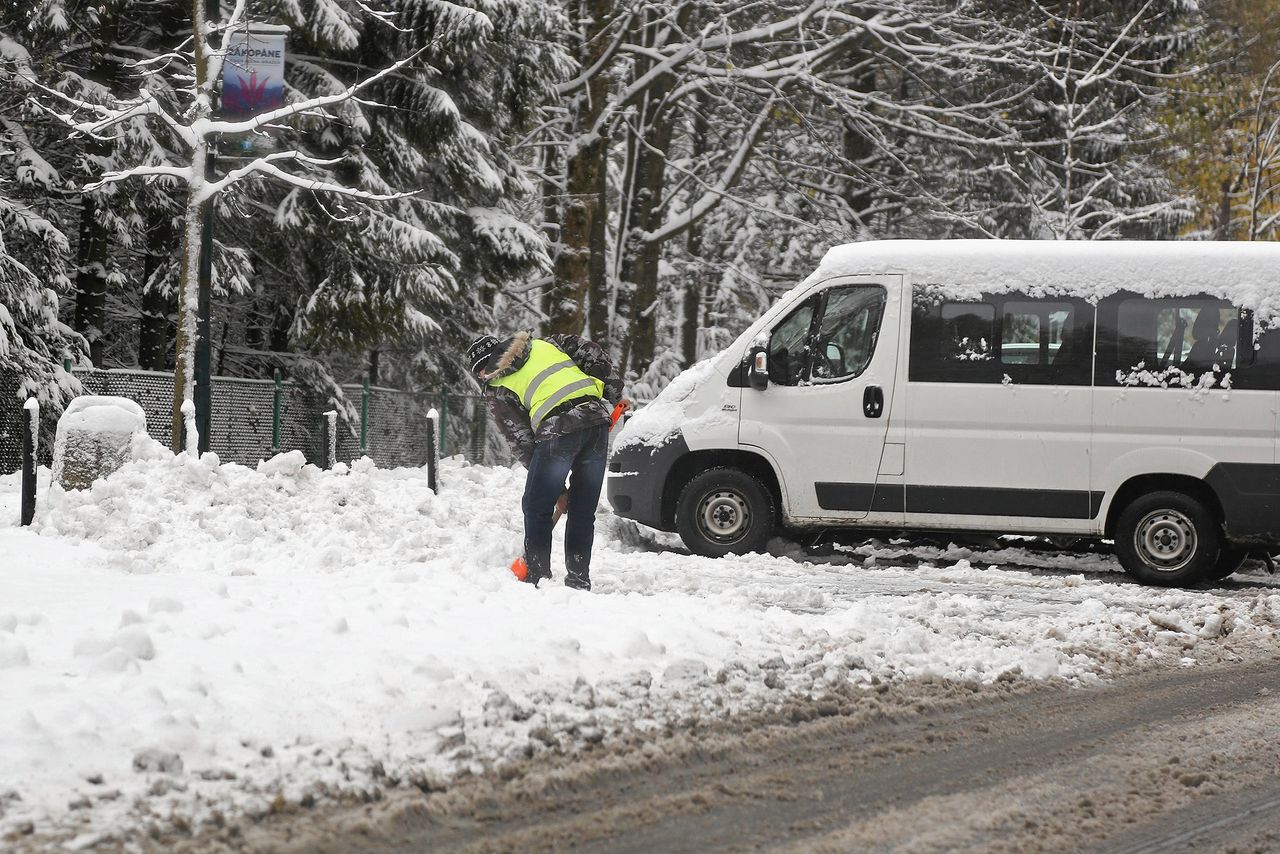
[808,239,1280,317]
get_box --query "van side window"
[910,293,1093,385]
[767,298,817,386]
[811,286,887,382]
[910,299,998,383]
[1101,296,1244,388]
[1002,301,1073,366]
[764,286,888,386]
[940,303,995,363]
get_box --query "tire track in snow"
[234,651,1280,854]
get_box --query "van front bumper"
[606,433,689,532]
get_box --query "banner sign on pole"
[222,26,288,121]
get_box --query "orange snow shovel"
[511,401,628,581]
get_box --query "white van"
[608,240,1280,587]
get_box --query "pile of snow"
[1,454,1278,842]
[52,396,146,447]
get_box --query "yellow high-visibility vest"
[488,339,604,429]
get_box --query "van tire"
[1114,491,1219,587]
[676,467,776,557]
[1206,547,1249,581]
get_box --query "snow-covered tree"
[21,0,568,447]
[23,0,398,446]
[3,0,189,373]
[0,222,85,406]
[0,23,87,409]
[524,0,1208,391]
[968,0,1198,239]
[228,0,570,392]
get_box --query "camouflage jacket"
[479,331,624,466]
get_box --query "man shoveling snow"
[467,331,628,590]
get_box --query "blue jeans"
[522,423,609,589]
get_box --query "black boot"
[565,553,592,591]
[525,549,552,587]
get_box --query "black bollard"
[426,408,439,494]
[20,398,37,526]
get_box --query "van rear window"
[1096,294,1280,389]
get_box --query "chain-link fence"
[0,367,506,475]
[418,389,513,465]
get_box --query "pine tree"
[216,0,570,392]
[13,0,570,439]
[11,0,189,370]
[0,18,87,407]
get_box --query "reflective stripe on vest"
[488,339,604,430]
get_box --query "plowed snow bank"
[2,454,1278,842]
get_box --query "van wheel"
[1206,547,1249,581]
[1114,491,1219,587]
[676,467,776,557]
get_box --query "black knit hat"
[466,334,500,376]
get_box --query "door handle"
[863,385,884,418]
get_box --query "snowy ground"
[3,453,1280,847]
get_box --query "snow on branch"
[643,96,776,244]
[85,164,190,191]
[200,0,250,94]
[556,9,637,97]
[209,157,418,204]
[579,0,832,147]
[22,75,200,149]
[23,19,430,210]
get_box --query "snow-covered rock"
[51,397,148,490]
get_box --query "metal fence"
[0,367,505,475]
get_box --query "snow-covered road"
[3,454,1279,847]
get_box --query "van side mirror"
[748,349,769,391]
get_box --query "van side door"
[903,290,1097,533]
[737,275,903,523]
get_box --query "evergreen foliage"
[0,14,86,405]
